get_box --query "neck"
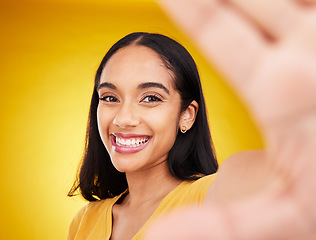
[123,161,182,207]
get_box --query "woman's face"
[97,45,183,174]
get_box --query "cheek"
[96,106,113,145]
[147,107,180,143]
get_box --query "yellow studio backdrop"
[0,0,263,239]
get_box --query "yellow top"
[67,174,216,240]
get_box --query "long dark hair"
[68,32,218,201]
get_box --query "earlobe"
[179,100,199,132]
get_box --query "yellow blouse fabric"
[67,174,216,240]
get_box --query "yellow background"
[0,0,262,239]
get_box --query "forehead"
[100,45,175,89]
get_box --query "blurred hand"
[146,0,316,239]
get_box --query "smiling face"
[97,45,183,174]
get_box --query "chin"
[111,159,140,173]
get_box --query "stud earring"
[180,126,187,133]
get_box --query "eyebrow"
[138,82,170,94]
[96,81,170,95]
[97,82,116,91]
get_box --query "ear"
[179,100,199,132]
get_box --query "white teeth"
[116,136,149,147]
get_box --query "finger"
[295,0,316,5]
[227,0,305,40]
[158,0,268,89]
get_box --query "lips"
[111,133,151,154]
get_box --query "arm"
[146,0,316,239]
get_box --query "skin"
[96,44,198,240]
[145,0,316,239]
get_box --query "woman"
[67,32,219,240]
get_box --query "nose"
[113,102,140,128]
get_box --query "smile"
[116,136,149,147]
[111,133,151,154]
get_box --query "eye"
[99,96,119,102]
[141,95,163,103]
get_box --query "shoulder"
[153,174,217,214]
[206,149,267,203]
[190,174,217,190]
[76,199,110,217]
[67,198,115,240]
[67,200,108,227]
[175,174,217,204]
